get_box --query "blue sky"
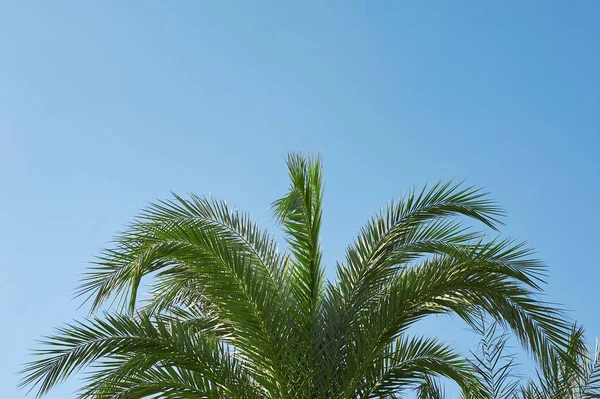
[2,1,599,397]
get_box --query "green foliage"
[21,153,574,398]
[518,325,600,399]
[467,318,520,398]
[422,320,600,399]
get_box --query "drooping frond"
[323,183,507,362]
[19,313,259,399]
[332,239,570,388]
[74,195,296,396]
[335,181,504,317]
[345,336,478,398]
[78,194,289,314]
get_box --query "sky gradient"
[2,2,600,397]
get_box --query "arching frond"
[74,195,296,395]
[78,194,289,314]
[335,181,504,319]
[349,336,478,399]
[19,313,259,398]
[333,240,570,389]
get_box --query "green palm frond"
[516,325,600,399]
[74,194,297,395]
[353,336,477,398]
[271,153,325,396]
[466,318,520,399]
[417,376,449,399]
[21,152,575,399]
[581,340,600,398]
[330,240,569,391]
[334,181,504,318]
[272,152,324,325]
[20,312,259,398]
[78,193,289,314]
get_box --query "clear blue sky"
[2,1,599,397]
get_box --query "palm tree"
[21,153,572,398]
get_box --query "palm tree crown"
[21,153,572,398]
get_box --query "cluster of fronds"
[420,321,600,399]
[20,153,576,398]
